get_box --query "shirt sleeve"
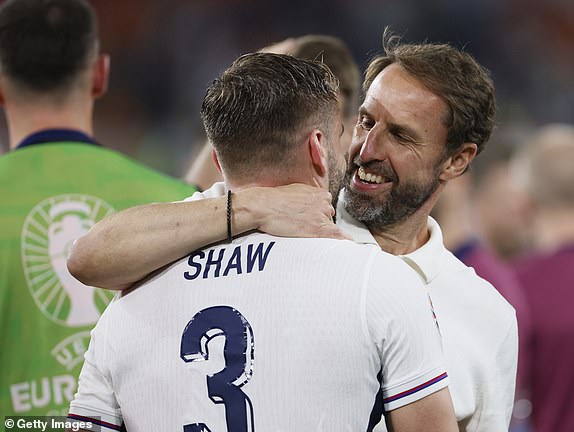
[473,314,518,430]
[363,252,449,412]
[67,304,123,431]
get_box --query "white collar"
[400,217,445,284]
[337,190,445,284]
[185,182,227,201]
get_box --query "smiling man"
[345,63,451,236]
[334,39,518,431]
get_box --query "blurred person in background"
[471,137,533,261]
[185,34,360,191]
[431,143,533,430]
[0,0,195,417]
[67,34,518,431]
[510,124,574,432]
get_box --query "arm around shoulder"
[67,184,347,290]
[67,197,234,290]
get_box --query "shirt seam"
[360,247,381,356]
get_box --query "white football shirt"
[69,232,448,431]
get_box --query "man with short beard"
[334,37,518,431]
[68,37,517,431]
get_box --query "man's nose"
[359,127,387,163]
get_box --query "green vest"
[0,140,196,416]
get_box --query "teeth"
[358,167,384,184]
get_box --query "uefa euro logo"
[21,194,116,328]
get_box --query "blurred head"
[291,35,360,121]
[201,52,343,200]
[261,34,360,157]
[0,0,106,102]
[513,124,574,210]
[469,129,533,259]
[345,32,496,231]
[511,124,574,251]
[290,35,360,157]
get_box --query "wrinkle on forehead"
[366,64,448,134]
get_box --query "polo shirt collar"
[400,217,445,284]
[337,190,445,283]
[16,128,98,150]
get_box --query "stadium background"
[1,0,572,177]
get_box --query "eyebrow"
[358,106,370,117]
[389,123,422,142]
[359,106,422,143]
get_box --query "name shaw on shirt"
[184,241,276,280]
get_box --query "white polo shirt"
[337,193,518,431]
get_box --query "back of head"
[0,0,98,94]
[291,35,360,120]
[364,31,496,158]
[201,52,339,181]
[513,124,574,209]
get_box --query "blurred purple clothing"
[455,241,531,387]
[512,245,574,432]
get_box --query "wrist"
[231,188,262,234]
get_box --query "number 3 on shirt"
[181,306,255,432]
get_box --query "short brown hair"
[291,35,360,120]
[201,52,339,178]
[364,32,496,156]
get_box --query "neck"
[5,95,93,150]
[225,165,318,192]
[533,207,574,252]
[369,209,430,255]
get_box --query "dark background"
[1,0,573,177]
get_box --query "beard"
[344,158,441,231]
[327,147,346,211]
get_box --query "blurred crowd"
[1,0,573,430]
[2,0,572,175]
[432,123,574,432]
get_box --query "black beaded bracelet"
[226,189,232,243]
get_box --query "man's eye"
[391,130,412,143]
[358,116,374,130]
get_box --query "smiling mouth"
[357,166,393,185]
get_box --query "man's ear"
[92,54,110,99]
[309,129,328,179]
[439,143,478,181]
[211,147,223,174]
